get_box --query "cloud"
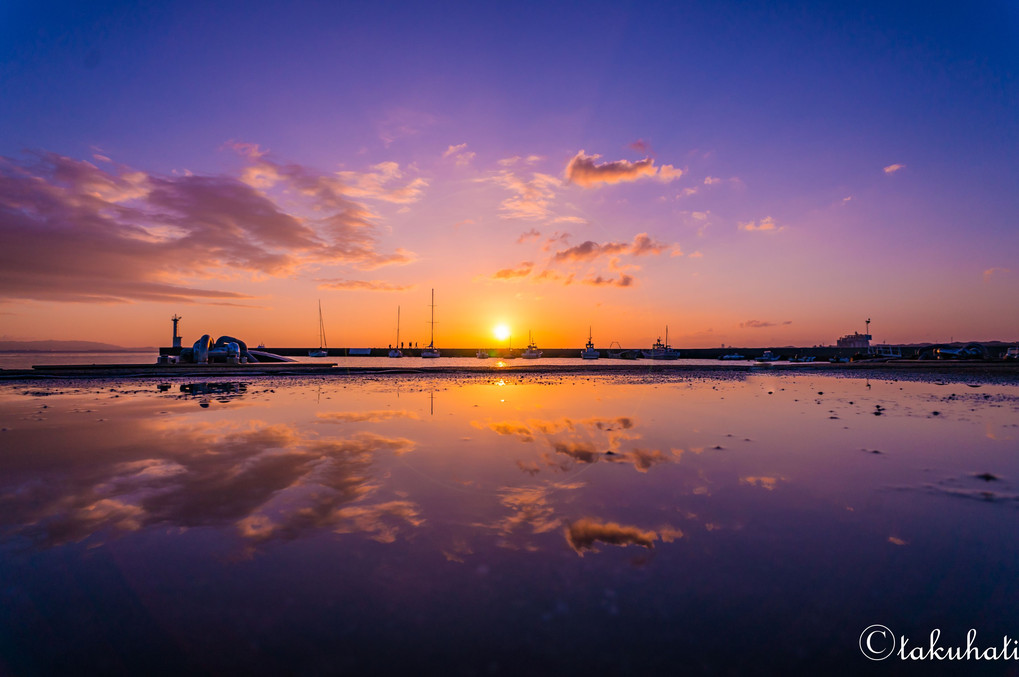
[483,170,562,220]
[333,161,428,204]
[565,518,658,555]
[552,233,671,263]
[656,164,684,182]
[738,216,781,232]
[740,319,792,328]
[703,176,722,185]
[583,274,634,287]
[0,148,422,304]
[883,163,906,174]
[377,108,437,146]
[983,267,1011,283]
[628,139,651,154]
[565,151,660,187]
[491,261,534,280]
[517,229,541,244]
[316,279,414,292]
[442,143,476,166]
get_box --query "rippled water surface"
[2,372,1018,675]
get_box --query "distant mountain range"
[0,340,156,352]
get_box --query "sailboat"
[522,331,542,359]
[580,326,599,359]
[308,300,328,357]
[421,289,440,358]
[388,306,403,358]
[642,326,681,360]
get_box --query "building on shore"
[836,318,872,349]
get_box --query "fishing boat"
[642,327,680,360]
[719,353,745,360]
[421,289,440,358]
[476,349,489,359]
[308,300,328,357]
[755,351,780,362]
[580,327,599,359]
[522,331,542,359]
[388,306,403,358]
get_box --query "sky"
[1,0,1017,349]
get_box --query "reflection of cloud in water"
[741,476,784,491]
[566,518,659,555]
[6,420,418,549]
[476,415,671,474]
[317,410,420,423]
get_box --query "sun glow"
[493,324,510,341]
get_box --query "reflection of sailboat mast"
[430,390,434,416]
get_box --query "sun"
[493,324,511,341]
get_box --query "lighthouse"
[172,315,182,348]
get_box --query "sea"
[1,365,1018,674]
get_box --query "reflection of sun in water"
[493,324,510,341]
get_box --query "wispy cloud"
[482,170,562,221]
[565,150,680,187]
[983,267,1011,283]
[316,279,414,292]
[740,319,792,328]
[883,163,906,174]
[517,229,541,244]
[442,143,476,166]
[738,216,782,233]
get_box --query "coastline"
[3,360,1018,382]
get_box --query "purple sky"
[1,1,1017,347]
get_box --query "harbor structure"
[836,318,872,349]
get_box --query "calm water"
[2,372,1018,675]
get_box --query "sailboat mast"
[665,325,669,347]
[397,306,401,347]
[429,288,435,347]
[318,299,327,348]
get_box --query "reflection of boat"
[421,289,440,358]
[308,300,328,357]
[522,331,542,359]
[642,327,680,360]
[388,306,403,358]
[476,349,489,359]
[719,353,745,360]
[607,341,640,359]
[754,351,780,362]
[580,327,599,359]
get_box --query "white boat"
[755,351,780,362]
[421,289,440,358]
[476,349,489,359]
[580,326,599,359]
[642,326,680,360]
[719,353,745,360]
[308,300,328,357]
[522,331,542,359]
[388,306,403,358]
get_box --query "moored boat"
[642,326,680,360]
[580,327,599,359]
[522,331,542,359]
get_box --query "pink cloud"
[491,261,534,280]
[883,163,906,174]
[565,151,658,187]
[0,150,415,303]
